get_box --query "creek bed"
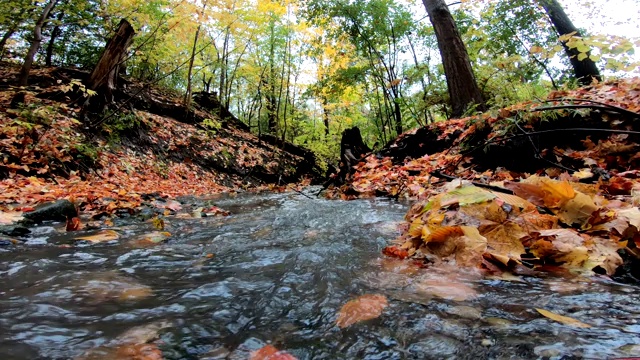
[1,188,639,359]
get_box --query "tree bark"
[17,0,59,86]
[0,26,18,60]
[538,0,602,85]
[184,0,207,108]
[85,18,135,112]
[45,10,65,66]
[338,126,371,182]
[422,0,485,118]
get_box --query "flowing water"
[1,188,640,360]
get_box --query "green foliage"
[101,110,141,145]
[71,142,99,163]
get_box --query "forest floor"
[0,62,322,218]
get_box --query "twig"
[531,104,640,119]
[430,170,514,194]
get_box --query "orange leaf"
[115,343,163,360]
[250,345,297,360]
[336,294,388,328]
[75,230,120,243]
[382,246,409,259]
[66,216,82,231]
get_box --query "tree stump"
[83,19,135,115]
[338,126,371,182]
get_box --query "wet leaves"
[336,294,389,328]
[387,180,634,276]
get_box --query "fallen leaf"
[336,294,389,328]
[75,230,120,243]
[0,211,24,225]
[535,308,591,328]
[250,345,297,360]
[412,277,477,301]
[66,216,82,231]
[114,343,163,360]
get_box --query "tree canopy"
[2,0,638,167]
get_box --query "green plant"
[202,118,222,135]
[59,79,97,98]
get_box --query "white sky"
[561,0,640,38]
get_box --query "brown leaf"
[336,294,389,328]
[75,229,120,243]
[536,308,591,328]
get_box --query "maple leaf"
[336,294,389,328]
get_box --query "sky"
[561,0,640,38]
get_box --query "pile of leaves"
[385,177,639,276]
[328,78,640,279]
[0,62,319,215]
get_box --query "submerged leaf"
[536,308,591,328]
[336,294,389,328]
[250,345,297,360]
[75,229,120,243]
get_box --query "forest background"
[1,0,639,172]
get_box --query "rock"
[0,225,30,237]
[22,199,77,224]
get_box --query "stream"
[1,188,640,359]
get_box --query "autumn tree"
[422,0,485,118]
[0,0,35,60]
[17,0,60,87]
[537,0,602,85]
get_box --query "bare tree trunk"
[422,0,485,118]
[85,18,135,113]
[45,10,65,66]
[184,0,207,107]
[17,0,59,86]
[537,0,602,85]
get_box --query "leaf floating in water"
[412,277,477,301]
[151,217,165,230]
[139,231,171,244]
[535,308,591,328]
[250,344,297,360]
[336,294,389,328]
[75,229,120,243]
[114,343,163,360]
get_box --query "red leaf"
[66,217,82,231]
[382,245,409,259]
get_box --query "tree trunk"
[184,0,207,108]
[17,0,59,86]
[338,126,371,182]
[422,0,485,118]
[538,0,602,85]
[85,18,135,112]
[0,26,18,60]
[45,10,64,66]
